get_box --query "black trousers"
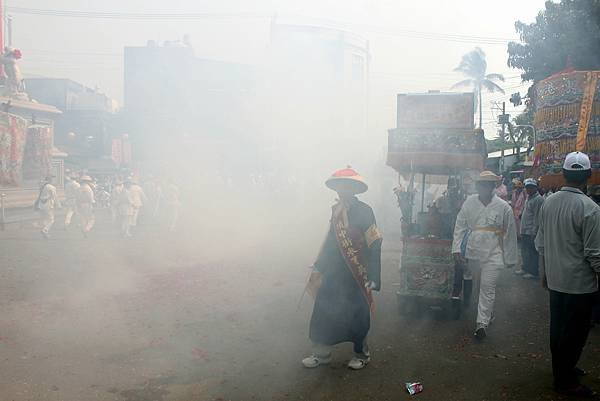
[521,234,539,276]
[592,291,600,324]
[549,290,595,388]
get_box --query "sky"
[9,0,547,138]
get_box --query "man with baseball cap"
[535,151,600,397]
[452,171,518,340]
[520,178,544,279]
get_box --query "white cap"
[524,178,538,187]
[563,151,591,171]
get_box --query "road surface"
[1,194,599,401]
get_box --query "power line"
[26,49,123,57]
[7,6,519,45]
[6,6,268,20]
[23,59,122,67]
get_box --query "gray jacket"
[535,187,600,294]
[520,192,544,236]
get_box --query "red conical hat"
[325,167,368,194]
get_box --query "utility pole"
[7,14,12,46]
[493,100,510,173]
[500,101,506,173]
[0,0,4,52]
[0,0,4,79]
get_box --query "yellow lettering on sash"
[365,224,383,248]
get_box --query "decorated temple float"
[533,70,600,189]
[0,46,64,208]
[387,91,486,318]
[0,100,63,208]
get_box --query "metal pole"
[0,0,5,79]
[500,101,506,173]
[0,0,4,51]
[1,193,6,231]
[7,14,12,46]
[420,173,426,213]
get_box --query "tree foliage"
[508,0,600,82]
[451,47,505,128]
[486,137,514,153]
[486,107,535,159]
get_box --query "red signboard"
[111,139,122,165]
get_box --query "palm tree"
[451,47,505,129]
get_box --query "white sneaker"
[302,354,332,368]
[474,326,487,340]
[514,269,525,275]
[348,354,370,370]
[522,273,535,279]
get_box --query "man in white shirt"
[77,175,96,237]
[162,179,181,232]
[63,174,80,228]
[127,178,147,229]
[143,176,162,219]
[452,171,518,340]
[117,180,134,237]
[37,175,58,239]
[110,178,124,224]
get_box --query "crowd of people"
[454,152,600,397]
[34,171,181,239]
[26,151,600,397]
[302,152,600,398]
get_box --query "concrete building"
[123,41,259,167]
[123,25,370,178]
[268,21,370,143]
[25,78,120,171]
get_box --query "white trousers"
[78,204,95,233]
[40,209,54,234]
[120,213,132,236]
[469,261,502,327]
[64,205,76,226]
[131,207,141,227]
[166,205,179,231]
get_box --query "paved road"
[1,194,599,401]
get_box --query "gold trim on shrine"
[576,72,600,151]
[535,136,600,160]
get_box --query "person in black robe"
[302,167,382,370]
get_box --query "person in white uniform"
[63,174,80,228]
[110,178,124,225]
[77,175,96,237]
[143,176,162,219]
[162,179,181,232]
[452,171,518,340]
[37,175,58,239]
[127,178,147,229]
[117,180,134,237]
